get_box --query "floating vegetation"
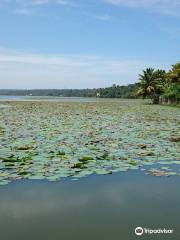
[0,100,179,186]
[169,136,180,142]
[79,156,94,162]
[128,159,137,166]
[138,144,147,149]
[147,168,177,177]
[57,151,66,156]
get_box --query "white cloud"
[104,0,180,16]
[0,48,157,89]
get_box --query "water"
[0,95,143,103]
[0,95,25,101]
[0,171,179,240]
[0,95,99,102]
[0,98,179,240]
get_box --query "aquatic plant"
[0,100,179,186]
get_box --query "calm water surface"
[0,95,99,102]
[0,171,179,240]
[0,95,144,103]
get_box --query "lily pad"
[0,99,179,185]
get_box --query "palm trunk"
[151,94,159,104]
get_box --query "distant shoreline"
[0,84,138,99]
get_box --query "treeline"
[0,83,138,98]
[96,84,138,98]
[0,62,179,103]
[137,62,180,104]
[0,89,96,97]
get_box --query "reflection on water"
[0,171,179,240]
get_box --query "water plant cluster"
[0,100,179,185]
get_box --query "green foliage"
[163,83,180,100]
[97,84,138,98]
[167,62,180,84]
[57,151,66,156]
[163,62,180,103]
[0,84,138,99]
[79,156,94,162]
[137,62,180,104]
[137,68,166,104]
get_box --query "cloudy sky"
[0,0,180,89]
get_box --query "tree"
[167,62,180,84]
[137,68,166,104]
[163,62,180,104]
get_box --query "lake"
[0,95,97,102]
[0,98,179,239]
[0,171,180,240]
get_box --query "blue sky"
[0,0,180,89]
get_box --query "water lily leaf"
[0,99,179,184]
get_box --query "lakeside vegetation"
[137,62,180,104]
[0,84,138,99]
[0,62,179,104]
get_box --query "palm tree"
[137,68,166,104]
